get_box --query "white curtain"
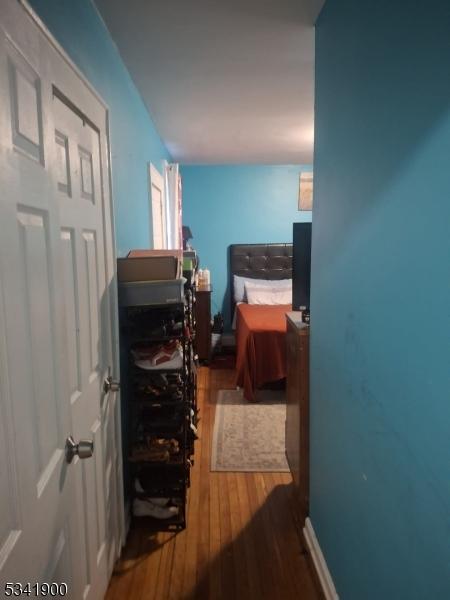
[164,163,182,250]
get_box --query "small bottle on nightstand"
[301,308,310,324]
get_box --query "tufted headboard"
[229,243,293,315]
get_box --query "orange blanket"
[235,303,291,402]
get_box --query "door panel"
[61,228,82,399]
[82,230,101,374]
[7,41,44,164]
[44,523,72,587]
[17,207,62,486]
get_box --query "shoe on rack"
[170,497,183,507]
[133,340,183,370]
[133,498,179,519]
[134,478,169,506]
[148,497,170,507]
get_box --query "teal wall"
[181,165,312,327]
[311,1,450,598]
[29,0,171,256]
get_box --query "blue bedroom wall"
[181,164,312,327]
[29,0,171,256]
[311,1,450,598]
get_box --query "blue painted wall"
[29,0,171,256]
[311,1,450,598]
[181,165,312,327]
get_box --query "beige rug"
[211,388,289,472]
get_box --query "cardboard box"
[117,255,180,282]
[127,249,183,260]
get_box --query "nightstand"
[194,285,212,362]
[285,311,310,524]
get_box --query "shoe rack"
[118,273,198,531]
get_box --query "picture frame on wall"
[298,171,313,211]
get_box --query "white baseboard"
[303,517,339,600]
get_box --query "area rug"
[211,388,289,472]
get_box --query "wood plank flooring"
[105,367,321,600]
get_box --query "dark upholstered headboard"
[229,243,293,315]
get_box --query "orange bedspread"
[235,303,291,402]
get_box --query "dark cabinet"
[285,312,310,523]
[194,285,211,362]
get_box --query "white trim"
[165,163,182,250]
[303,518,339,600]
[149,162,166,249]
[162,159,171,247]
[105,110,126,552]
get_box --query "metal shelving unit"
[118,273,198,532]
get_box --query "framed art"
[298,171,313,211]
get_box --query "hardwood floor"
[105,367,321,600]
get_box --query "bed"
[230,243,293,402]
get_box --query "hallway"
[106,367,320,599]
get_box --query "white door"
[149,163,166,249]
[0,1,122,598]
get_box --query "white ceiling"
[94,0,325,164]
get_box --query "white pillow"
[244,280,292,305]
[233,275,292,303]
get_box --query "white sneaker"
[133,498,179,519]
[134,479,169,506]
[148,497,170,506]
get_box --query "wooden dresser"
[285,312,310,523]
[194,285,212,362]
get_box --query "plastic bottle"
[203,268,210,285]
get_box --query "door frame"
[148,161,166,249]
[20,0,126,556]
